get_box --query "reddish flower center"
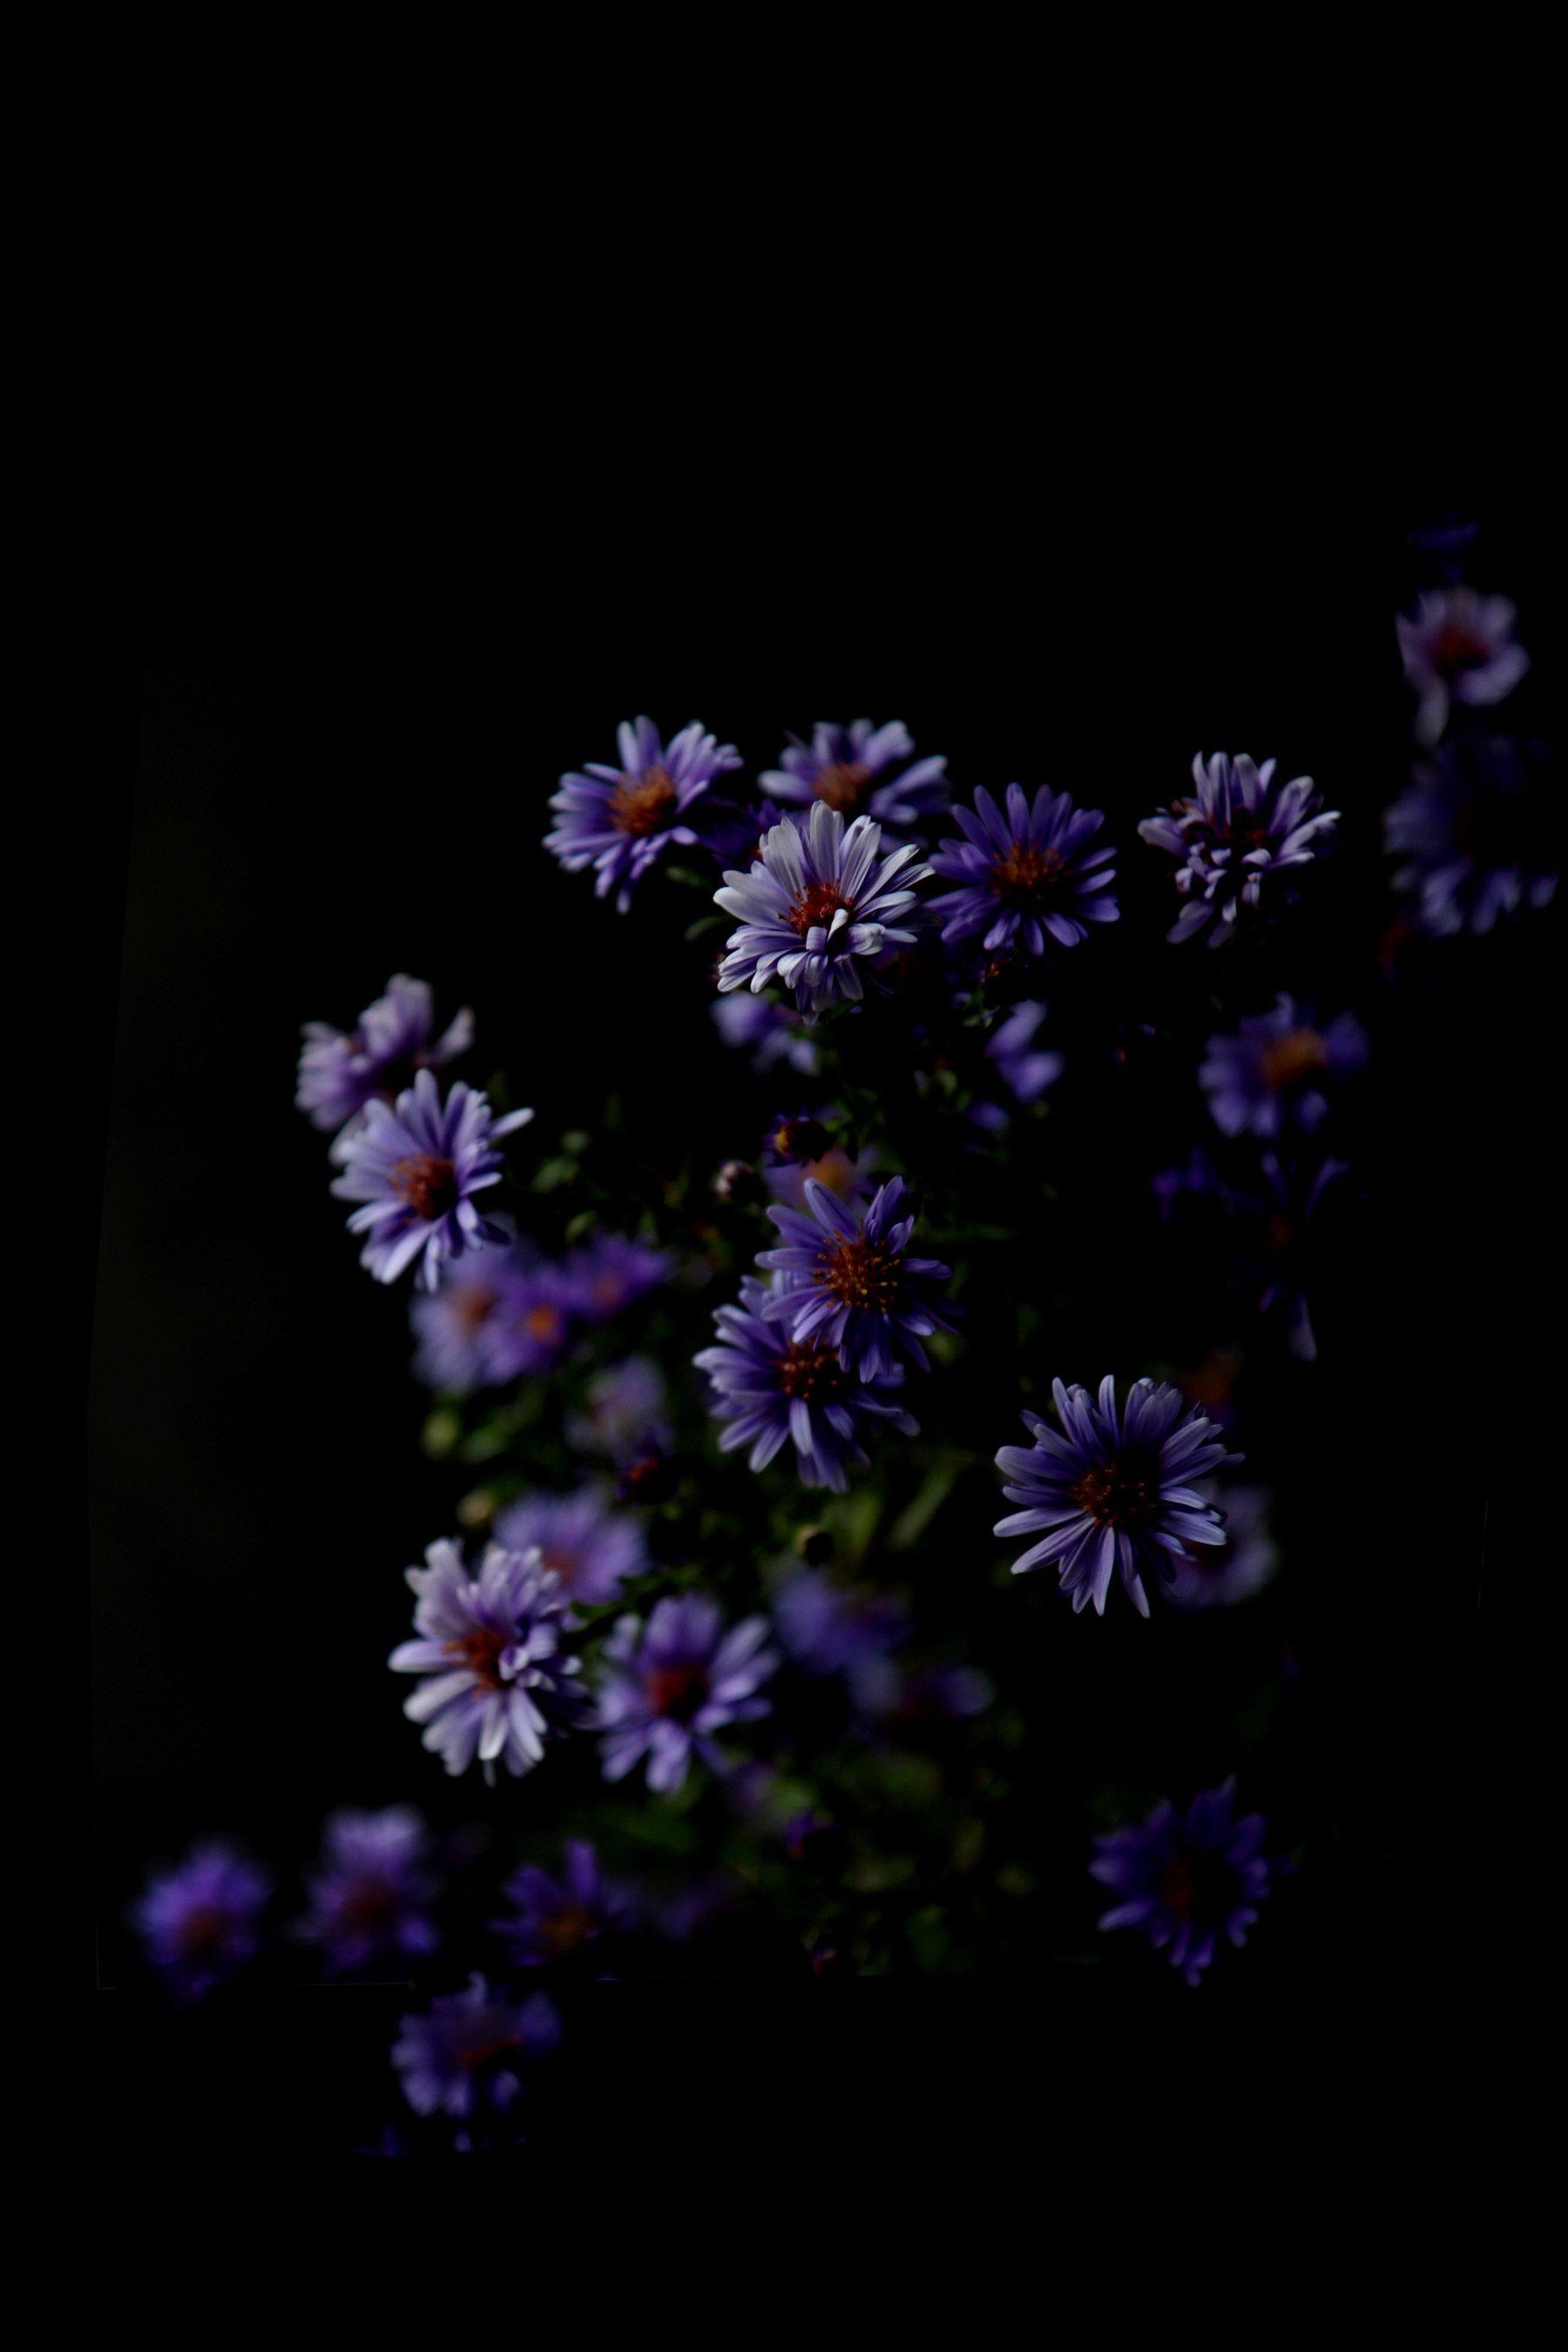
[990,841,1069,912]
[777,1340,848,1402]
[538,1544,579,1592]
[1258,1028,1328,1092]
[646,1661,710,1723]
[814,1235,902,1313]
[175,1906,226,1957]
[1431,623,1491,674]
[524,1303,564,1343]
[456,2027,522,2072]
[609,767,679,835]
[787,880,852,936]
[456,1286,498,1330]
[537,1904,597,1957]
[1069,1458,1158,1528]
[393,1153,457,1220]
[812,760,872,812]
[1159,1850,1236,1925]
[446,1625,511,1689]
[339,1881,398,1932]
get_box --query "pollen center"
[787,880,851,936]
[1159,1850,1235,1926]
[1432,623,1491,673]
[990,841,1068,912]
[393,1153,457,1220]
[609,767,679,835]
[1070,1458,1157,1528]
[447,1625,511,1689]
[647,1661,710,1723]
[813,760,872,812]
[1259,1028,1328,1092]
[815,1235,902,1313]
[777,1340,848,1402]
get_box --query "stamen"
[777,1340,848,1402]
[813,760,872,812]
[446,1626,511,1689]
[609,767,679,835]
[1258,1029,1328,1092]
[1070,1458,1158,1528]
[990,841,1069,912]
[393,1153,457,1220]
[814,1235,902,1313]
[787,880,851,936]
[646,1661,710,1723]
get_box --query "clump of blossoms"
[595,1596,779,1794]
[760,717,949,837]
[1091,1779,1273,1984]
[135,1842,271,1999]
[930,783,1119,956]
[1386,733,1558,937]
[491,1486,650,1613]
[561,1233,672,1321]
[1199,996,1368,1139]
[410,1235,575,1391]
[297,973,473,1143]
[715,803,932,1020]
[494,1838,634,1971]
[546,716,742,911]
[392,1975,561,2126]
[695,1273,919,1492]
[1139,753,1340,946]
[389,1540,590,1781]
[332,1069,533,1289]
[301,1806,439,1976]
[758,1175,954,1381]
[1396,585,1530,747]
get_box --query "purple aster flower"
[1396,586,1530,746]
[595,1595,779,1794]
[561,1232,672,1322]
[715,803,932,1021]
[302,1806,439,1976]
[494,1838,634,1971]
[711,990,821,1076]
[1139,753,1340,947]
[1164,1484,1279,1610]
[134,1842,271,1999]
[1199,996,1369,1139]
[929,784,1119,956]
[546,716,742,912]
[331,1069,533,1291]
[566,1355,670,1462]
[392,1975,561,2123]
[297,974,474,1141]
[772,1565,909,1675]
[758,1175,954,1382]
[978,997,1064,1124]
[491,1485,649,1612]
[995,1375,1238,1618]
[1386,733,1558,936]
[1091,1779,1273,1985]
[410,1237,575,1392]
[389,1539,590,1782]
[695,1274,919,1492]
[759,718,949,837]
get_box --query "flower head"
[410,1236,574,1392]
[491,1486,649,1612]
[494,1838,634,1971]
[134,1842,271,1998]
[546,716,742,911]
[1396,586,1530,746]
[389,1540,589,1781]
[995,1375,1237,1617]
[760,718,949,838]
[1164,1484,1279,1610]
[302,1806,439,1976]
[772,1565,909,1675]
[930,784,1119,956]
[331,1069,532,1291]
[1386,733,1558,937]
[297,975,473,1141]
[1139,753,1339,947]
[695,1274,919,1492]
[715,803,931,1021]
[393,1975,561,2124]
[758,1175,954,1382]
[595,1596,779,1794]
[560,1232,672,1322]
[1091,1779,1273,1984]
[1199,996,1368,1139]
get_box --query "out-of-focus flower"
[758,1176,953,1382]
[392,1975,561,2122]
[1164,1484,1279,1609]
[1199,996,1368,1139]
[561,1233,672,1322]
[331,1070,532,1290]
[977,998,1064,1127]
[302,1806,438,1976]
[853,1658,994,1724]
[1091,1779,1273,1985]
[930,784,1119,956]
[410,1237,574,1392]
[1139,753,1339,947]
[759,718,949,838]
[760,1109,878,1210]
[297,975,473,1142]
[995,1375,1237,1618]
[389,1541,589,1782]
[772,1565,909,1675]
[715,804,931,1021]
[1396,586,1530,746]
[595,1596,779,1794]
[135,1842,271,1999]
[711,991,821,1076]
[566,1356,670,1463]
[491,1486,649,1612]
[1386,733,1558,936]
[695,1274,918,1491]
[546,716,742,912]
[494,1838,633,1970]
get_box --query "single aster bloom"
[1386,733,1558,936]
[929,784,1119,956]
[1165,1484,1279,1610]
[494,1838,635,1971]
[546,715,742,912]
[995,1375,1237,1618]
[491,1485,650,1613]
[1199,995,1369,1139]
[134,1842,271,1999]
[757,1175,954,1382]
[695,1274,918,1492]
[595,1595,779,1794]
[1139,753,1340,947]
[760,718,949,836]
[331,1068,533,1291]
[1091,1778,1273,1985]
[389,1539,590,1782]
[560,1232,672,1322]
[715,802,932,1021]
[393,1975,561,2124]
[297,974,474,1141]
[410,1237,574,1392]
[302,1806,439,1977]
[1396,585,1530,747]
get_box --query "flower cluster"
[1091,1779,1274,1984]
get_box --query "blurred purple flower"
[1396,586,1529,747]
[389,1540,589,1782]
[1139,753,1339,947]
[930,784,1119,956]
[595,1596,779,1794]
[302,1806,438,1976]
[561,1233,672,1322]
[411,1238,575,1392]
[773,1565,909,1675]
[393,1975,561,2123]
[494,1838,634,1971]
[1386,733,1558,936]
[491,1486,649,1613]
[760,1109,879,1211]
[1164,1484,1279,1610]
[566,1356,670,1463]
[1091,1779,1273,1985]
[331,1070,532,1290]
[1199,996,1368,1139]
[546,716,742,911]
[297,974,473,1141]
[135,1842,271,1999]
[711,990,821,1076]
[759,718,949,838]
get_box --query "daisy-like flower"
[929,784,1119,956]
[389,1540,590,1782]
[134,1842,271,1999]
[410,1237,574,1392]
[995,1375,1237,1618]
[393,1975,561,2125]
[331,1069,532,1291]
[494,1838,634,1971]
[595,1595,779,1794]
[546,716,742,912]
[1396,585,1530,747]
[715,803,932,1021]
[696,1274,919,1491]
[301,1806,439,1976]
[1091,1779,1273,1985]
[1199,996,1369,1139]
[1164,1484,1279,1610]
[1386,733,1558,937]
[491,1486,650,1612]
[760,718,949,836]
[1139,753,1340,947]
[560,1233,672,1323]
[757,1176,954,1382]
[296,974,473,1142]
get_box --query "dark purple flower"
[1199,996,1368,1139]
[1164,1484,1278,1610]
[331,1069,532,1290]
[302,1806,439,1976]
[1139,753,1340,947]
[389,1540,589,1782]
[1396,586,1530,747]
[758,1175,954,1382]
[772,1565,909,1675]
[494,1838,634,1970]
[695,1274,918,1492]
[546,716,742,912]
[410,1236,575,1392]
[1386,733,1558,936]
[595,1596,779,1794]
[930,784,1119,956]
[393,1975,561,2123]
[715,803,931,1020]
[297,974,473,1140]
[995,1375,1237,1618]
[759,718,949,837]
[491,1486,649,1612]
[1091,1779,1273,1985]
[566,1356,669,1463]
[135,1842,271,1999]
[561,1233,672,1322]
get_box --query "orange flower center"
[1069,1459,1158,1528]
[1258,1028,1328,1092]
[787,880,852,936]
[814,1235,902,1312]
[647,1661,710,1722]
[446,1625,511,1689]
[813,760,872,812]
[393,1153,457,1220]
[609,767,679,835]
[990,841,1068,912]
[777,1340,848,1402]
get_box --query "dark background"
[88,496,1552,2160]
